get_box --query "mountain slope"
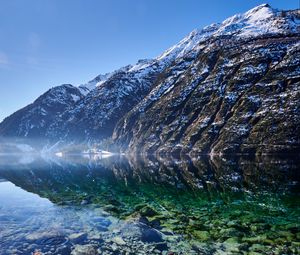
[0,84,85,138]
[113,5,300,155]
[113,35,300,155]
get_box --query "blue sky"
[0,0,298,122]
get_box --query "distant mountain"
[0,84,84,138]
[0,4,299,155]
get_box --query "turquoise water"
[0,154,299,254]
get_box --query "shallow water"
[0,154,299,254]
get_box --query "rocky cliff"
[113,5,300,155]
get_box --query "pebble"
[69,232,88,243]
[112,236,126,245]
[71,244,98,255]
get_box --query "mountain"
[0,4,299,155]
[113,5,300,156]
[0,84,85,138]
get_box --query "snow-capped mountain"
[0,84,85,138]
[0,4,299,155]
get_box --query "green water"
[0,154,299,254]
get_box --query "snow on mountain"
[218,4,299,37]
[79,73,113,93]
[78,65,136,93]
[112,5,300,155]
[0,4,299,155]
[157,4,299,64]
[79,4,299,98]
[0,84,85,138]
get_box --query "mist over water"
[0,153,299,254]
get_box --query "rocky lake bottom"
[0,153,299,255]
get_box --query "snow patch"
[71,94,80,102]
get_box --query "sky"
[0,0,299,122]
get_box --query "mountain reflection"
[0,154,298,206]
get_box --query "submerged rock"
[192,230,210,241]
[71,244,98,255]
[139,206,159,217]
[69,233,88,244]
[112,236,126,245]
[141,228,163,243]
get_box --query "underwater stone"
[242,234,267,243]
[249,243,268,252]
[219,227,242,238]
[80,200,89,205]
[277,231,294,240]
[248,252,262,255]
[139,206,159,217]
[192,231,210,241]
[71,244,98,255]
[92,217,112,227]
[69,233,88,243]
[263,239,275,245]
[226,220,239,227]
[112,236,126,245]
[224,237,240,243]
[141,228,163,243]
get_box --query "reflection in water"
[0,154,299,254]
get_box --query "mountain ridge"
[0,4,299,155]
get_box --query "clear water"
[0,154,299,255]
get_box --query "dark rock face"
[0,5,299,155]
[54,61,163,141]
[112,6,300,155]
[113,35,300,155]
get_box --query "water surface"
[0,154,299,254]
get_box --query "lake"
[0,153,299,254]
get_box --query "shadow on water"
[0,153,299,254]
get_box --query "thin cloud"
[26,56,39,65]
[0,51,9,66]
[26,33,42,69]
[28,32,41,51]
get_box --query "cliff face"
[112,6,300,155]
[113,35,300,155]
[0,5,299,155]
